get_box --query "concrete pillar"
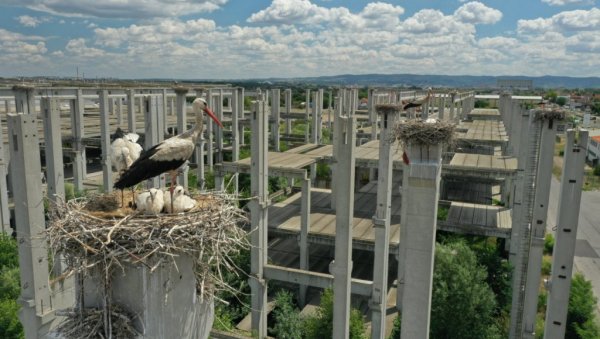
[41,97,65,202]
[400,142,443,339]
[0,113,10,232]
[198,138,206,192]
[449,96,455,121]
[238,88,245,146]
[143,96,161,189]
[250,100,269,338]
[331,108,356,339]
[284,89,292,143]
[317,88,324,142]
[215,89,224,165]
[162,89,169,134]
[4,100,9,113]
[13,85,36,114]
[271,89,281,151]
[127,89,136,133]
[231,88,240,194]
[138,96,143,115]
[8,113,55,338]
[108,97,115,115]
[522,114,560,338]
[99,90,113,193]
[370,106,398,339]
[117,97,123,127]
[175,87,189,188]
[71,90,86,191]
[169,96,175,116]
[305,89,311,143]
[298,177,311,306]
[207,90,214,169]
[544,129,587,339]
[439,95,445,120]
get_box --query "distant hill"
[245,73,600,89]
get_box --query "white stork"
[402,87,432,110]
[114,97,222,209]
[135,188,164,215]
[163,185,196,214]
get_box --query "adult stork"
[402,88,432,110]
[114,97,222,209]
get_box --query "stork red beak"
[204,107,223,128]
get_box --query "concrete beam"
[263,264,373,297]
[0,112,10,232]
[71,90,86,191]
[299,177,311,306]
[41,97,65,203]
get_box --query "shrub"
[544,234,555,255]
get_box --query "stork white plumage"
[163,185,196,214]
[135,188,164,215]
[114,97,222,210]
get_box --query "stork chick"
[163,185,196,214]
[135,188,164,215]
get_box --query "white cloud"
[8,0,228,18]
[17,15,42,27]
[454,1,502,24]
[65,38,105,57]
[541,0,588,6]
[518,8,600,34]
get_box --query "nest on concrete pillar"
[46,191,249,338]
[375,104,402,115]
[533,109,565,122]
[391,119,456,148]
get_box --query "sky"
[0,0,599,79]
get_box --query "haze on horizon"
[0,0,599,80]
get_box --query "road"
[547,177,600,313]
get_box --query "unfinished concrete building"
[0,84,587,339]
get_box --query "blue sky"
[0,0,598,79]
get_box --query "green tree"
[0,233,19,269]
[305,288,366,339]
[430,241,501,339]
[0,299,23,339]
[0,234,23,338]
[546,90,558,103]
[566,274,600,339]
[270,290,303,339]
[556,97,567,106]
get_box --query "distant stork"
[402,87,432,110]
[114,98,222,210]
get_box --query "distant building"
[588,135,600,166]
[497,79,533,90]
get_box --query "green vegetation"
[391,239,505,338]
[304,288,366,339]
[566,274,600,339]
[270,291,304,339]
[0,233,23,339]
[594,165,600,177]
[475,100,490,108]
[556,97,567,106]
[436,206,449,221]
[544,234,555,255]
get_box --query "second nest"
[392,120,455,147]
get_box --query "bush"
[541,257,552,276]
[593,166,600,177]
[0,234,23,338]
[305,288,366,339]
[0,299,23,339]
[567,274,600,339]
[270,291,303,339]
[544,234,555,255]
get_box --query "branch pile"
[534,109,565,121]
[375,104,402,115]
[392,119,455,147]
[46,191,249,338]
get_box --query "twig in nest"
[392,119,455,148]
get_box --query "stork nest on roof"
[392,119,455,147]
[375,104,402,115]
[534,109,565,122]
[47,191,249,299]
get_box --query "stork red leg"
[169,170,177,213]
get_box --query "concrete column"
[169,96,175,116]
[41,97,65,202]
[13,85,36,114]
[99,90,113,193]
[162,89,169,134]
[8,113,55,338]
[198,138,206,192]
[449,97,455,121]
[175,87,189,188]
[284,89,292,142]
[207,90,214,169]
[522,114,560,338]
[370,107,398,339]
[317,88,324,143]
[298,177,311,307]
[4,100,9,113]
[400,142,443,339]
[231,88,240,194]
[238,88,245,146]
[71,90,86,191]
[127,89,136,133]
[0,113,10,232]
[138,96,143,115]
[330,93,341,210]
[215,89,224,164]
[117,97,123,127]
[421,98,429,120]
[305,89,311,143]
[331,111,356,339]
[250,100,269,338]
[544,129,587,339]
[143,96,161,189]
[271,89,281,151]
[108,97,115,115]
[439,95,445,120]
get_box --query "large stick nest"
[534,109,565,121]
[47,191,249,299]
[375,104,402,115]
[392,119,455,147]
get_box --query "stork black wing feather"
[113,144,186,189]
